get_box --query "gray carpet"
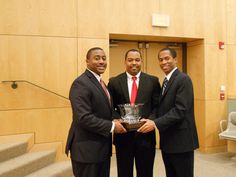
[110,150,236,177]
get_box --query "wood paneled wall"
[1,0,236,153]
[0,0,77,36]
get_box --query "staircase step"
[0,141,27,162]
[29,142,63,161]
[25,161,74,177]
[0,133,34,162]
[0,150,56,177]
[0,133,34,147]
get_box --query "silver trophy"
[118,103,145,131]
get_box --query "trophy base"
[121,121,146,131]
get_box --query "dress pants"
[161,151,194,177]
[116,139,155,177]
[71,158,110,177]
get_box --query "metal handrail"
[2,80,69,100]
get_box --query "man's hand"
[137,119,156,133]
[113,119,127,133]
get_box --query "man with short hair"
[65,47,126,177]
[108,49,161,177]
[138,47,199,177]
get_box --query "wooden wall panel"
[194,100,205,151]
[228,140,236,153]
[205,100,227,152]
[0,35,77,96]
[0,108,72,151]
[227,46,236,98]
[226,0,236,45]
[205,45,227,100]
[159,0,204,38]
[187,41,206,150]
[0,83,70,110]
[108,0,160,36]
[187,41,205,100]
[0,0,77,36]
[0,36,27,80]
[203,0,226,44]
[77,0,111,38]
[77,0,160,38]
[0,37,10,79]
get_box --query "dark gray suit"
[154,69,199,177]
[108,72,161,177]
[65,69,113,177]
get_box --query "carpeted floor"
[110,150,236,177]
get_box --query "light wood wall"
[0,0,78,155]
[187,40,206,150]
[1,0,236,153]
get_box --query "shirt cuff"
[110,121,115,132]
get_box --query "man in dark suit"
[138,47,199,177]
[65,47,126,177]
[108,49,161,177]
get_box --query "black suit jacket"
[155,69,199,153]
[65,70,113,163]
[108,72,161,147]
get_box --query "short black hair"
[158,48,177,58]
[125,49,142,60]
[86,47,104,59]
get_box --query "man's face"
[125,51,142,76]
[86,49,107,75]
[158,50,177,75]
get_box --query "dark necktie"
[100,79,111,105]
[162,77,168,95]
[130,76,138,105]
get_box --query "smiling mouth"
[97,66,105,69]
[162,65,169,69]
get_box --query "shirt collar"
[126,71,141,79]
[87,69,101,82]
[165,67,177,80]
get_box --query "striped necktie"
[162,77,168,95]
[100,79,111,105]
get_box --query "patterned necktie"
[130,76,138,105]
[162,77,168,95]
[100,79,111,105]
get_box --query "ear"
[174,57,177,62]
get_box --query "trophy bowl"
[118,103,145,131]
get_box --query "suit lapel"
[85,70,111,107]
[160,69,179,102]
[136,72,146,104]
[119,73,130,103]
